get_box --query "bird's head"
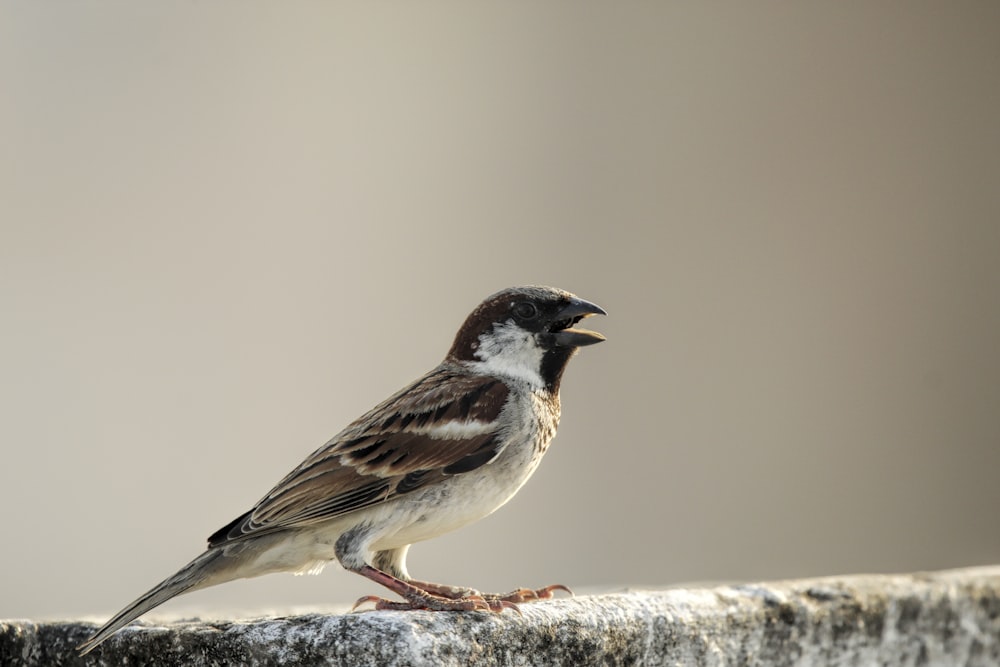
[447,286,606,391]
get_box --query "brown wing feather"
[207,367,510,546]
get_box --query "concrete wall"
[5,566,999,666]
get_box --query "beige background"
[2,3,999,621]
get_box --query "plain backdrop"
[2,3,999,621]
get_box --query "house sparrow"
[78,285,605,655]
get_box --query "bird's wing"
[207,367,510,546]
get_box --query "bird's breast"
[370,389,560,550]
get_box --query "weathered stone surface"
[3,566,1000,666]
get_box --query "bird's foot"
[350,565,566,613]
[350,565,517,613]
[406,579,573,604]
[487,584,574,603]
[351,592,518,613]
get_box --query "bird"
[78,285,606,655]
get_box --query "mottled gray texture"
[4,566,1000,666]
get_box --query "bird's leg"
[405,578,573,604]
[350,565,518,612]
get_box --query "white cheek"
[468,321,545,388]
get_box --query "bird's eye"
[512,301,539,320]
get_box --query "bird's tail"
[77,548,229,655]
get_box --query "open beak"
[549,297,607,348]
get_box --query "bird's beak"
[550,297,607,347]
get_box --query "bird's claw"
[539,583,574,599]
[351,595,389,612]
[486,583,574,603]
[494,599,523,615]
